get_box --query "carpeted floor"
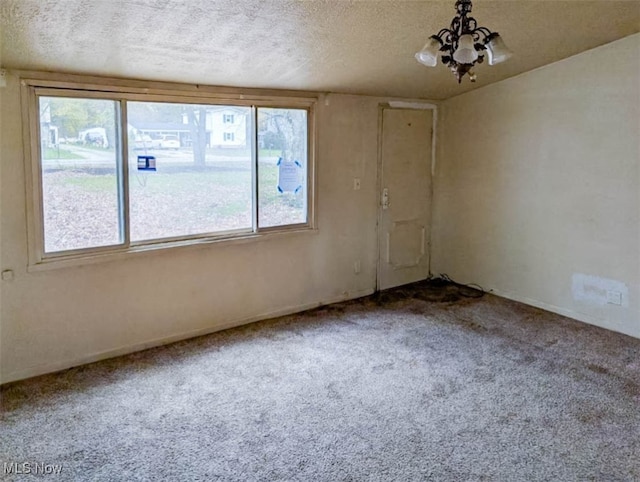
[1,280,639,481]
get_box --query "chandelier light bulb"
[486,33,513,65]
[452,34,478,64]
[415,37,442,67]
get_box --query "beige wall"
[0,75,412,383]
[3,34,638,384]
[432,34,640,338]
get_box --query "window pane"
[257,108,308,228]
[127,102,252,241]
[39,97,121,253]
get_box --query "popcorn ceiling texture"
[1,0,639,99]
[1,281,639,480]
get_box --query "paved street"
[42,144,280,170]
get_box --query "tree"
[185,106,207,167]
[48,98,115,147]
[260,108,307,162]
[48,98,88,138]
[262,130,285,151]
[128,101,207,166]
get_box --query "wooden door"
[378,107,433,290]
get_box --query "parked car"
[159,135,180,149]
[149,135,163,149]
[133,134,154,150]
[80,127,109,148]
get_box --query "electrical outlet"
[353,178,361,190]
[0,70,6,88]
[2,270,14,281]
[354,260,361,274]
[606,290,622,306]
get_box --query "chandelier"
[415,0,512,83]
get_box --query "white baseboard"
[489,287,639,339]
[1,288,375,385]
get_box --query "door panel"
[388,220,426,269]
[378,108,433,290]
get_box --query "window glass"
[39,97,121,252]
[257,108,308,228]
[33,86,313,260]
[127,102,252,241]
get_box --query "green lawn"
[64,174,117,192]
[204,147,282,158]
[259,149,283,158]
[42,146,85,160]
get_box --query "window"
[38,97,122,253]
[223,114,234,124]
[127,102,252,242]
[258,108,308,227]
[26,78,314,265]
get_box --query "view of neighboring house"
[39,101,59,147]
[128,107,250,149]
[127,121,192,148]
[206,106,249,148]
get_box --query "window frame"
[21,73,317,270]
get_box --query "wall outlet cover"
[606,290,622,306]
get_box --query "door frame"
[376,102,438,292]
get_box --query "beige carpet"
[1,280,639,481]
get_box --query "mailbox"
[137,155,156,171]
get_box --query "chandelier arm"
[434,29,455,57]
[434,28,452,41]
[473,26,494,42]
[450,16,462,36]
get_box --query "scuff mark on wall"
[572,273,629,308]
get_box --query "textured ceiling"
[1,0,639,100]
